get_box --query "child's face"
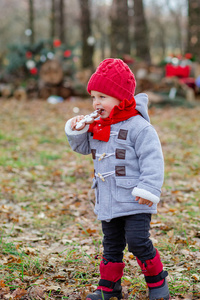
[91,91,121,118]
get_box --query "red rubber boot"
[86,261,125,300]
[137,249,170,300]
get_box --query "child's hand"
[70,116,85,131]
[71,110,102,131]
[135,197,153,207]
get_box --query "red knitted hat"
[87,58,136,101]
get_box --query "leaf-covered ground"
[0,98,200,300]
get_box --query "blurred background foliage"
[0,0,200,102]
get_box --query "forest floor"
[0,97,200,300]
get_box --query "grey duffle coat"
[65,93,164,222]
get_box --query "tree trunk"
[110,0,130,58]
[79,0,94,69]
[165,0,184,55]
[187,0,200,62]
[29,0,35,45]
[93,3,108,61]
[133,0,151,63]
[59,0,66,44]
[159,24,166,59]
[50,0,56,41]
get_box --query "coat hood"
[135,93,150,123]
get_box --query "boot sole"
[86,290,122,300]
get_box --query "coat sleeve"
[65,119,91,155]
[132,125,164,203]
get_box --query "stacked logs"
[38,59,73,100]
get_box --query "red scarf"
[88,97,139,142]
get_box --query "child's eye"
[100,95,105,99]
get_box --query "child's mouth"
[97,108,104,115]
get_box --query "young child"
[65,58,170,300]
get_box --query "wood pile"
[38,59,73,100]
[0,59,74,101]
[1,60,199,104]
[134,63,197,105]
[0,84,13,98]
[13,88,27,101]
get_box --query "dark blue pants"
[102,213,156,263]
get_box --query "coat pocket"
[115,177,139,202]
[91,178,99,204]
[91,177,97,189]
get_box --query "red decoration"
[53,39,61,47]
[122,55,134,64]
[26,51,32,59]
[179,78,196,90]
[64,50,72,58]
[165,64,190,78]
[30,67,38,75]
[185,53,192,60]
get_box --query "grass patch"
[0,236,44,285]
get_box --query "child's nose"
[93,98,100,105]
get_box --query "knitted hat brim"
[87,74,133,101]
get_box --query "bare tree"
[165,0,185,55]
[110,0,130,58]
[49,0,66,44]
[146,1,167,60]
[79,0,94,68]
[59,0,66,44]
[29,0,35,45]
[92,1,110,61]
[187,0,200,61]
[133,0,151,63]
[50,0,56,41]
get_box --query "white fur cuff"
[65,119,89,136]
[132,187,160,204]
